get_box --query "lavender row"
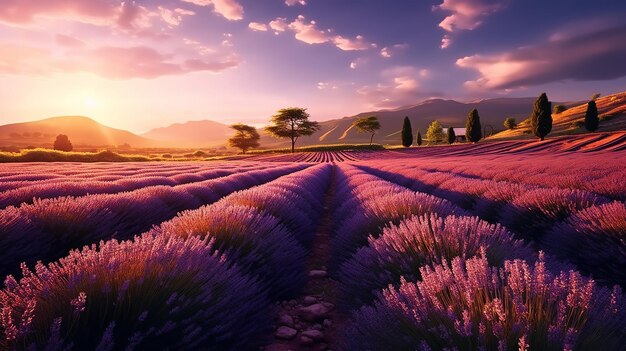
[0,165,332,350]
[1,234,273,350]
[357,163,609,241]
[149,164,332,299]
[330,164,465,273]
[0,164,307,278]
[0,164,273,209]
[0,162,263,192]
[342,253,626,350]
[356,162,626,288]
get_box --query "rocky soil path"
[264,166,347,351]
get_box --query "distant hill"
[263,97,583,147]
[0,116,156,148]
[490,91,626,140]
[141,120,232,148]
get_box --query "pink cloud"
[333,35,372,51]
[456,25,626,90]
[433,0,504,49]
[158,6,195,27]
[288,15,330,44]
[0,0,115,26]
[248,22,268,31]
[357,66,437,108]
[285,0,307,6]
[267,15,375,51]
[0,42,241,79]
[55,34,85,48]
[269,17,289,34]
[181,0,244,21]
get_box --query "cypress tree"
[530,93,552,141]
[584,100,599,132]
[401,116,413,147]
[416,131,422,146]
[465,109,482,143]
[447,127,456,144]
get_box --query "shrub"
[446,127,456,144]
[342,253,626,351]
[52,135,73,152]
[162,153,173,158]
[0,235,272,350]
[553,104,567,114]
[571,120,585,129]
[499,188,607,239]
[151,203,307,299]
[544,201,626,287]
[337,214,533,309]
[503,117,517,130]
[599,114,616,121]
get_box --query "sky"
[1,0,625,133]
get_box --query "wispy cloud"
[263,15,375,51]
[433,0,505,49]
[285,0,307,6]
[180,0,243,21]
[456,24,626,90]
[357,66,437,108]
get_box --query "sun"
[82,95,98,109]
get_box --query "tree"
[503,117,517,130]
[228,124,260,154]
[352,116,381,145]
[465,109,482,143]
[530,93,552,141]
[53,134,73,151]
[446,127,456,144]
[416,130,423,146]
[401,116,413,147]
[265,108,320,153]
[426,120,444,144]
[584,100,599,132]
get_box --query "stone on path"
[275,326,297,340]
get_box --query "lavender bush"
[342,252,626,350]
[337,214,533,309]
[0,234,272,350]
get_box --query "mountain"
[141,120,232,148]
[267,97,579,147]
[490,91,626,139]
[0,116,156,147]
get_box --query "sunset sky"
[1,0,625,132]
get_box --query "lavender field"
[1,134,626,351]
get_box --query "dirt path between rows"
[264,165,347,351]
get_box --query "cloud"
[440,34,452,49]
[456,24,626,90]
[288,15,330,44]
[357,66,438,108]
[180,0,243,21]
[285,0,307,6]
[333,35,372,51]
[317,82,337,90]
[269,17,289,34]
[55,34,85,48]
[0,42,241,79]
[158,7,195,27]
[433,0,504,48]
[380,44,408,58]
[248,22,268,31]
[0,1,188,34]
[267,15,375,51]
